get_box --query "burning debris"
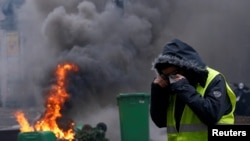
[14,62,78,141]
[74,122,108,141]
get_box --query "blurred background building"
[0,0,24,108]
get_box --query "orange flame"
[14,62,78,141]
[14,111,34,132]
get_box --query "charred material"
[74,122,109,141]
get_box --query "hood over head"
[153,38,207,73]
[152,38,208,86]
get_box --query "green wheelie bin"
[117,93,150,141]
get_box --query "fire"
[14,62,79,141]
[14,111,34,132]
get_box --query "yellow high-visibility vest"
[166,67,236,141]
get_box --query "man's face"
[161,66,185,84]
[159,66,183,84]
[161,66,180,77]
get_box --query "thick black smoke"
[17,0,171,106]
[14,0,250,140]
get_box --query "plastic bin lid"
[116,93,150,99]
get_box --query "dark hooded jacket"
[150,39,232,129]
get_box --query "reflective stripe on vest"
[167,124,207,133]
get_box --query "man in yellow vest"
[150,39,236,141]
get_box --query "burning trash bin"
[116,93,150,141]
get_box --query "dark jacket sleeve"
[170,74,232,125]
[150,82,171,128]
